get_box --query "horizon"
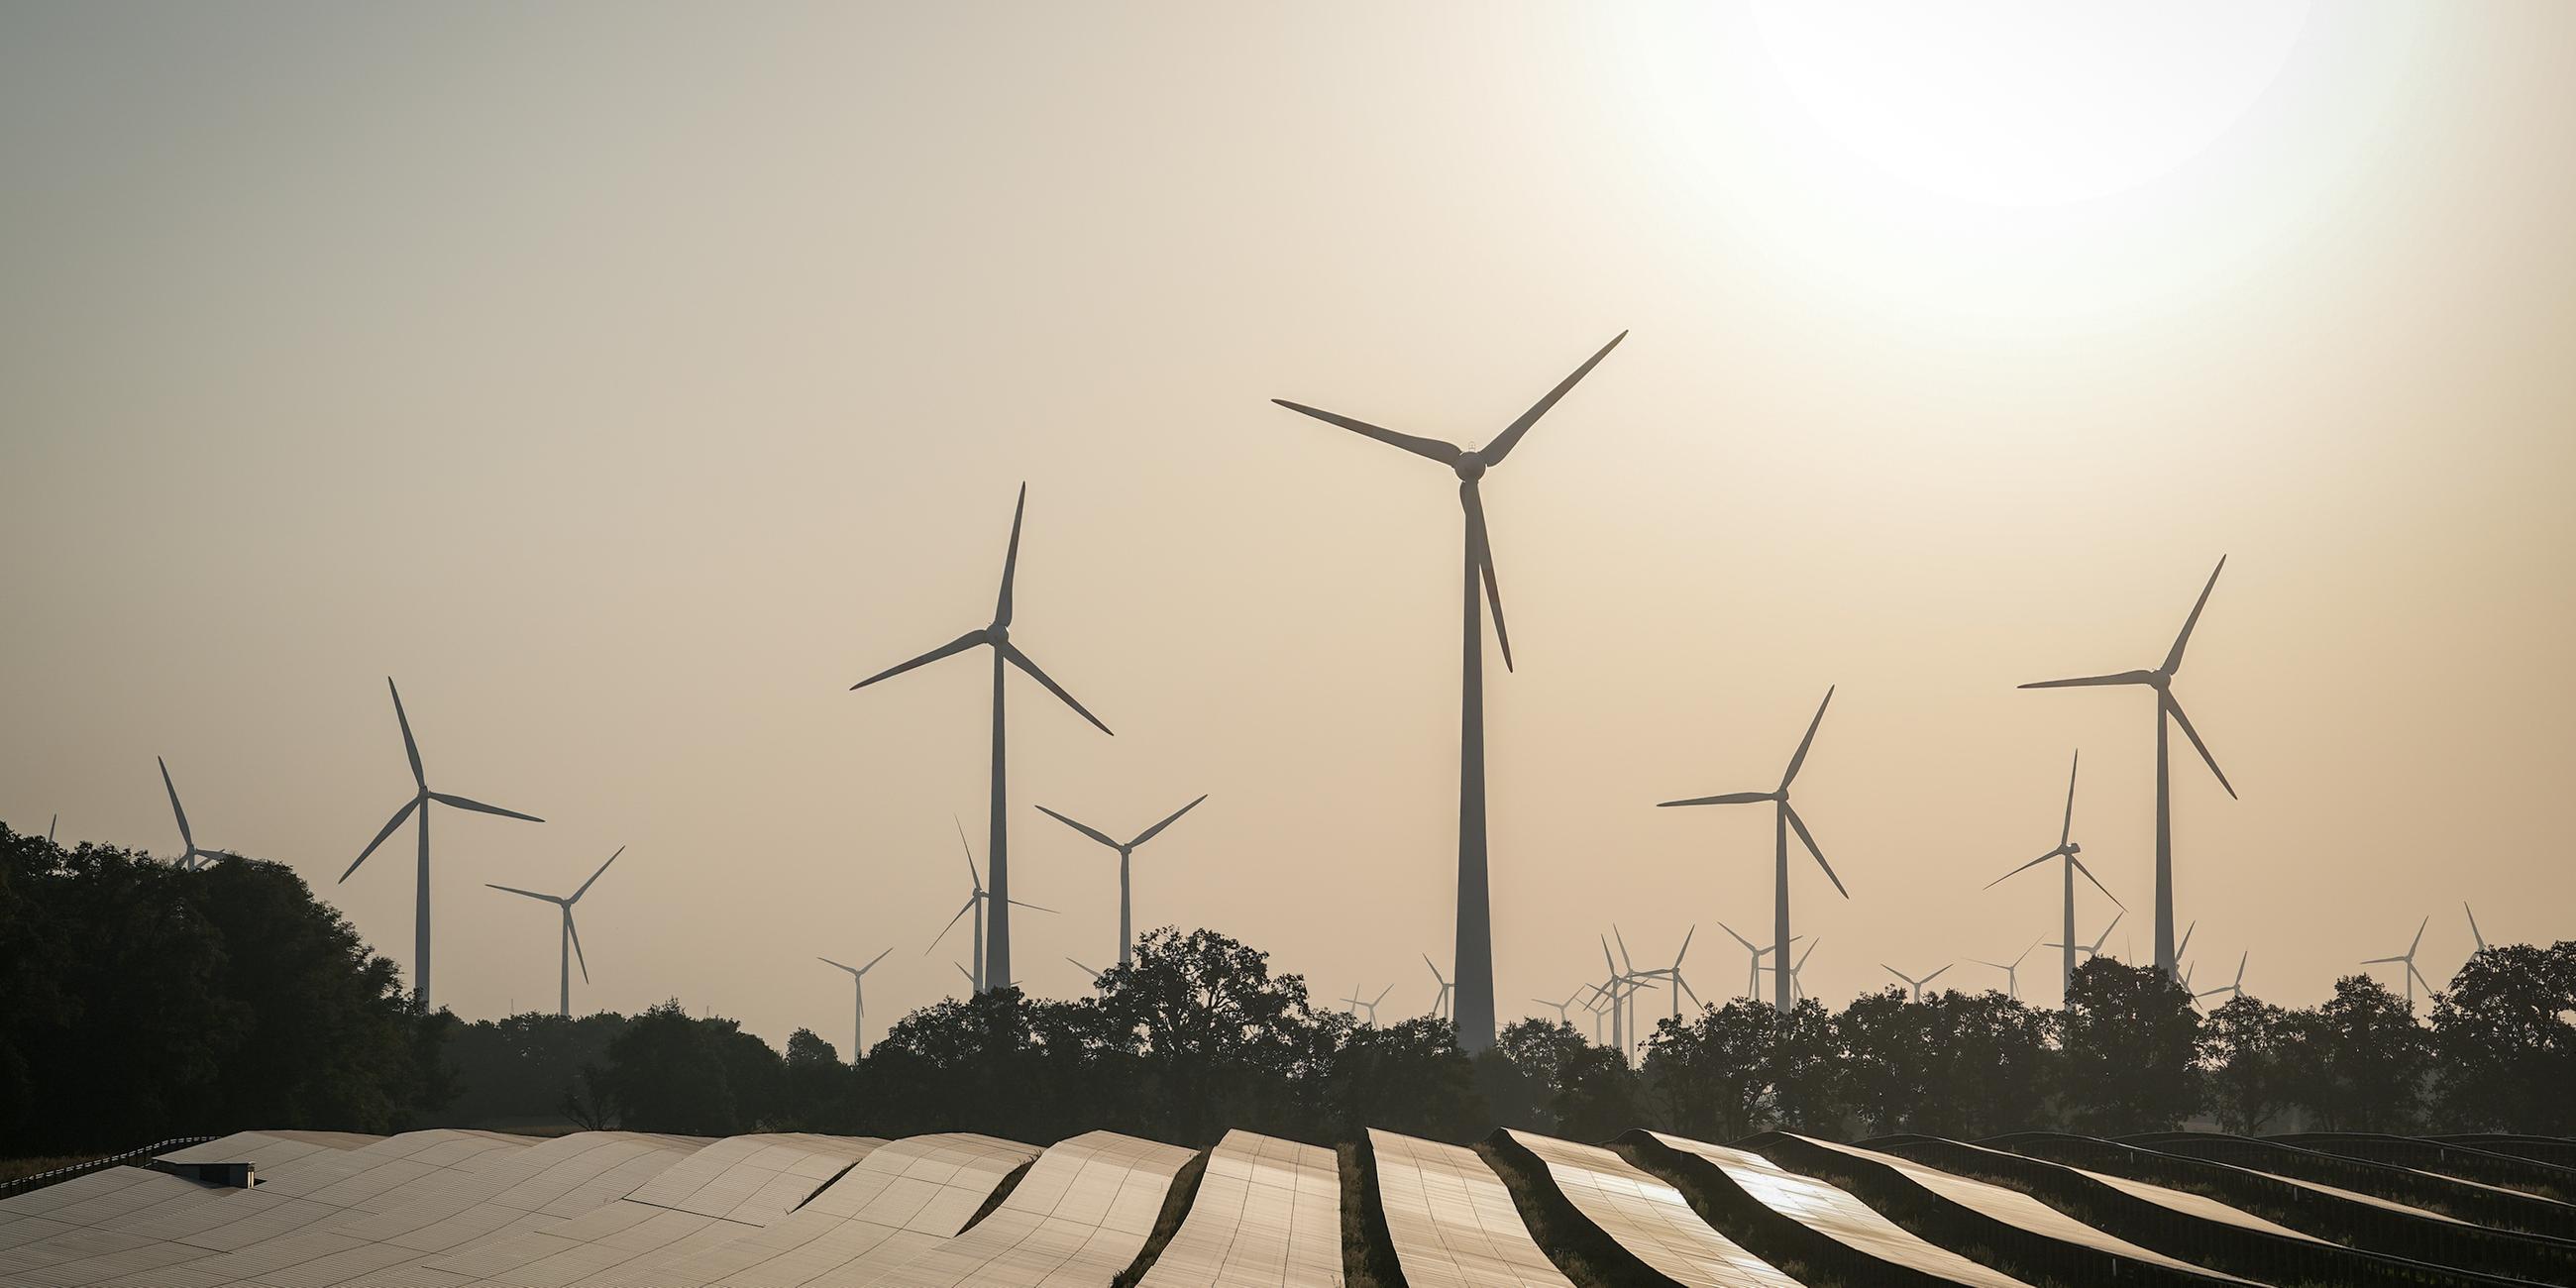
[6,3,2573,1052]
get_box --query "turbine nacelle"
[1452,453,1486,482]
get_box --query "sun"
[1750,1,2314,208]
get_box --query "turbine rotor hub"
[987,624,1010,645]
[2065,842,2081,855]
[1453,452,1486,481]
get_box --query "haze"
[4,3,2571,1049]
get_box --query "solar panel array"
[4,1128,2567,1287]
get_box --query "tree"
[2429,942,2576,1133]
[1097,927,1316,1145]
[2198,995,2294,1134]
[1835,988,1936,1135]
[1642,1000,1777,1143]
[587,1001,784,1133]
[1912,989,2055,1137]
[2056,958,2202,1132]
[2282,975,2431,1131]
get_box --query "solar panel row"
[5,1128,2567,1288]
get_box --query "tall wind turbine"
[2362,915,2434,1009]
[819,947,892,1059]
[1034,794,1208,969]
[851,484,1113,994]
[1882,963,1951,1004]
[2197,952,2248,1005]
[343,679,543,1010]
[931,818,1051,992]
[1273,332,1627,1052]
[158,758,237,871]
[485,847,621,1018]
[1422,954,1455,1020]
[1984,750,2122,996]
[2021,558,2236,979]
[1974,938,2044,1002]
[1660,687,1850,1013]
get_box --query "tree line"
[7,822,2573,1156]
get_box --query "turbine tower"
[158,757,238,871]
[931,818,1050,992]
[343,679,542,1010]
[818,947,892,1058]
[1984,750,2123,996]
[1422,954,1454,1020]
[1974,938,2044,1001]
[2362,915,2434,1009]
[2021,558,2236,978]
[1660,687,1850,1013]
[851,484,1113,994]
[485,846,621,1018]
[1882,963,1952,1003]
[1034,793,1208,968]
[1272,332,1627,1052]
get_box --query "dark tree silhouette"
[2429,942,2576,1133]
[2281,974,2432,1131]
[2055,958,2202,1132]
[2198,994,2294,1134]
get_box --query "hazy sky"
[5,3,2571,1049]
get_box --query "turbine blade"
[995,483,1026,628]
[1677,975,1702,1006]
[572,846,623,902]
[1922,964,1951,986]
[2163,556,2227,676]
[1007,898,1055,913]
[1461,481,1512,672]
[1674,925,1694,966]
[851,630,985,691]
[2161,694,2236,799]
[484,883,558,903]
[1373,984,1392,1006]
[1983,850,2059,890]
[159,757,192,847]
[2463,903,2486,950]
[430,793,544,823]
[2070,856,2124,909]
[1614,925,1637,973]
[1129,794,1208,847]
[2019,670,2156,690]
[1002,642,1114,736]
[1483,331,1627,467]
[953,814,981,889]
[819,956,855,974]
[1269,399,1462,465]
[956,962,976,987]
[1796,939,1819,968]
[2409,914,2427,956]
[1717,921,1757,952]
[930,897,975,949]
[2360,955,2404,965]
[2060,749,2079,847]
[1659,791,1773,807]
[389,678,425,788]
[1035,805,1121,850]
[1784,805,1849,899]
[861,946,892,974]
[1780,687,1835,790]
[2177,920,2197,960]
[567,912,589,983]
[343,797,421,881]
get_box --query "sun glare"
[1750,1,2314,208]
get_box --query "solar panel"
[864,1130,1197,1288]
[1366,1129,1568,1288]
[1134,1129,1341,1288]
[1641,1131,2033,1287]
[1499,1129,1799,1288]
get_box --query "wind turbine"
[818,947,892,1059]
[1985,750,2123,996]
[343,679,543,1010]
[1646,926,1702,1021]
[2197,952,2248,1004]
[2045,911,2122,965]
[930,817,1051,992]
[1532,989,1582,1024]
[1422,954,1454,1020]
[1717,921,1800,1000]
[2020,558,2236,979]
[1344,984,1393,1025]
[851,484,1113,994]
[1660,687,1850,1013]
[157,758,237,871]
[2463,903,2487,954]
[1034,794,1208,969]
[1782,938,1820,1005]
[1882,963,1952,1004]
[1974,938,2045,1001]
[485,847,621,1019]
[1273,332,1627,1052]
[1066,956,1107,986]
[2362,915,2434,1009]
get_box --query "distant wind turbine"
[1882,963,1952,1004]
[2020,558,2236,979]
[2045,911,2122,965]
[343,679,543,1010]
[851,484,1113,994]
[1532,989,1582,1024]
[1641,926,1703,1021]
[1974,938,2045,1002]
[1034,794,1207,968]
[1422,954,1454,1020]
[1067,956,1106,986]
[1717,921,1787,1000]
[1782,938,1821,1005]
[486,847,621,1019]
[2197,952,2248,1004]
[1985,750,2122,996]
[1344,984,1394,1025]
[2362,915,2435,1009]
[818,947,892,1059]
[157,758,237,871]
[1661,687,1850,1013]
[1273,332,1627,1052]
[930,817,1051,993]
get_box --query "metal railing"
[0,1135,213,1198]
